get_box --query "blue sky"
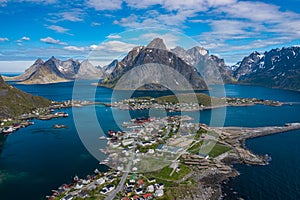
[0,0,300,72]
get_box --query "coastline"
[0,100,102,135]
[46,113,300,199]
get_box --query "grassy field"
[151,164,190,181]
[208,143,231,158]
[155,93,225,106]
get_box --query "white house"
[155,189,164,197]
[96,178,105,185]
[147,185,154,193]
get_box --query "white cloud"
[106,34,121,39]
[64,46,86,51]
[17,36,30,42]
[59,10,84,22]
[47,25,70,34]
[90,40,136,52]
[21,36,30,41]
[40,37,67,45]
[91,22,101,26]
[124,0,163,9]
[88,41,137,66]
[87,0,123,10]
[0,0,7,7]
[48,9,85,23]
[0,37,9,42]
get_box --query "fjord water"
[0,81,300,199]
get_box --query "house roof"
[142,193,152,198]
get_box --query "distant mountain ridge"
[171,46,233,83]
[232,46,300,91]
[0,74,50,118]
[5,57,104,84]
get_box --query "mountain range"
[4,57,104,84]
[4,38,300,91]
[0,74,50,118]
[232,47,300,91]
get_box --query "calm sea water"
[0,81,300,200]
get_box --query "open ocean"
[0,80,300,200]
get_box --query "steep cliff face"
[102,39,207,90]
[103,59,118,75]
[0,74,50,118]
[171,46,232,84]
[233,51,263,80]
[232,47,300,91]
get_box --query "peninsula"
[48,115,300,200]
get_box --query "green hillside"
[0,75,51,119]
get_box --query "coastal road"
[105,170,130,200]
[105,144,136,200]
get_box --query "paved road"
[105,170,130,200]
[105,143,136,200]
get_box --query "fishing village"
[109,94,283,112]
[46,111,300,200]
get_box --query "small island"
[109,93,283,112]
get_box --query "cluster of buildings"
[101,115,199,173]
[111,98,202,112]
[111,97,282,113]
[121,175,164,199]
[47,115,234,200]
[0,118,34,135]
[48,169,122,200]
[47,167,166,200]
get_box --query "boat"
[264,154,272,162]
[73,175,79,182]
[108,130,116,137]
[99,136,106,140]
[94,168,100,174]
[2,127,15,135]
[39,115,52,120]
[55,112,69,117]
[53,124,68,129]
[100,159,109,164]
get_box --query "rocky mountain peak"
[34,58,44,65]
[187,46,209,57]
[45,56,60,67]
[49,56,58,61]
[146,38,167,50]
